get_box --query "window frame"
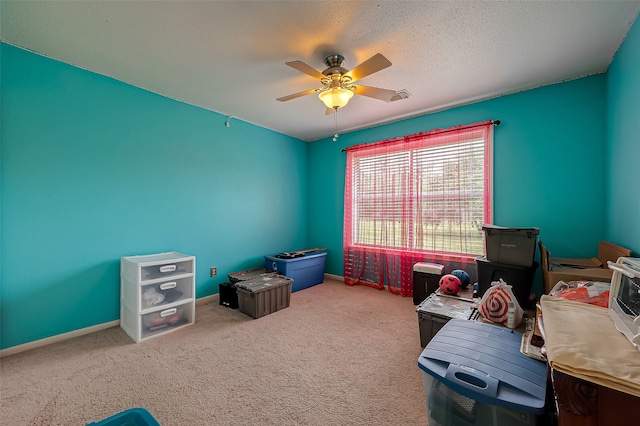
[344,121,494,262]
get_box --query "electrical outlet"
[210,267,217,277]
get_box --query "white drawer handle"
[160,308,177,317]
[159,265,176,273]
[160,282,177,290]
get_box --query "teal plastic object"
[86,408,160,426]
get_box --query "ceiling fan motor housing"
[322,54,348,77]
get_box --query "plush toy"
[439,274,462,295]
[451,269,471,289]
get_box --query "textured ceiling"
[2,1,639,141]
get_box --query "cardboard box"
[539,240,631,293]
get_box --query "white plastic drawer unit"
[120,252,196,343]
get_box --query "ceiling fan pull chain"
[333,107,339,142]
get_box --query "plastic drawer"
[121,300,194,342]
[139,276,193,311]
[121,252,195,283]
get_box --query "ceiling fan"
[277,53,402,113]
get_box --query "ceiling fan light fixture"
[319,87,354,109]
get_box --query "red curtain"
[343,121,494,296]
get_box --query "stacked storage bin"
[476,225,540,308]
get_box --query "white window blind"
[345,122,493,259]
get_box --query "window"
[343,121,494,295]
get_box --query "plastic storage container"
[120,252,195,343]
[236,275,293,319]
[264,251,326,292]
[87,408,160,426]
[412,262,445,305]
[476,256,538,308]
[219,282,239,309]
[418,319,547,426]
[416,292,478,347]
[228,267,280,284]
[482,225,539,267]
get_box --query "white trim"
[196,294,218,306]
[1,294,221,357]
[0,320,120,358]
[324,273,344,282]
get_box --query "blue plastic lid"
[418,319,547,414]
[264,251,326,262]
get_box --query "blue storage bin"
[86,408,160,426]
[264,251,326,292]
[418,319,547,425]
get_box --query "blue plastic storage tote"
[264,251,326,292]
[86,408,160,426]
[418,319,547,425]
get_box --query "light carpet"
[1,278,428,425]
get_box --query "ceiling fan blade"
[285,60,326,80]
[277,88,322,102]
[352,84,397,102]
[343,53,392,82]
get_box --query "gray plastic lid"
[236,275,293,292]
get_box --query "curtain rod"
[341,119,500,153]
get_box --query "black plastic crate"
[219,282,239,309]
[476,256,538,308]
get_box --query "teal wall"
[1,43,308,350]
[308,75,608,286]
[2,16,638,351]
[606,16,640,254]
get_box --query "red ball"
[439,274,462,295]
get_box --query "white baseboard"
[324,273,344,282]
[196,294,218,306]
[1,294,222,358]
[2,283,354,357]
[0,320,120,358]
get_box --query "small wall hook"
[225,116,234,128]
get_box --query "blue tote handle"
[443,364,499,398]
